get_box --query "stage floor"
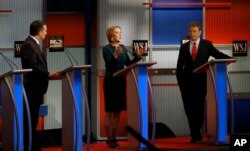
[41,136,229,151]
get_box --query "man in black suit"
[176,22,231,143]
[20,20,60,151]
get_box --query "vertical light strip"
[14,73,23,151]
[73,69,83,151]
[137,66,148,148]
[215,63,227,142]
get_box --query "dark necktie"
[192,42,197,61]
[37,45,45,59]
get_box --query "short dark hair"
[30,20,45,36]
[189,22,202,31]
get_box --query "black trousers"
[180,73,207,139]
[24,88,43,151]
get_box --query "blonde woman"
[102,25,143,148]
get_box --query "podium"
[194,59,236,143]
[0,69,32,151]
[59,65,91,151]
[113,61,157,149]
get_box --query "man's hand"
[48,71,61,80]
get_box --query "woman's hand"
[135,47,144,57]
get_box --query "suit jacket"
[176,39,231,90]
[20,36,49,95]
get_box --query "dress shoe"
[106,139,118,148]
[191,135,202,143]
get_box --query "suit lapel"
[196,40,204,60]
[186,42,193,61]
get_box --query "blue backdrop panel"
[152,0,203,45]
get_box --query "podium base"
[201,140,229,145]
[117,145,156,151]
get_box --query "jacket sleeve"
[207,40,232,59]
[102,46,119,71]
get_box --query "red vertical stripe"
[205,0,250,44]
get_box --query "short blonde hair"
[106,25,121,43]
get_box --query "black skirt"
[103,75,127,112]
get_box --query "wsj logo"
[232,40,248,56]
[230,134,250,151]
[14,41,24,58]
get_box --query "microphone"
[65,48,78,66]
[54,40,75,66]
[51,40,74,66]
[0,52,19,70]
[141,57,145,62]
[64,48,74,66]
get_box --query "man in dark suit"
[176,22,231,143]
[20,20,60,151]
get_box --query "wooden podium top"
[113,61,157,76]
[193,58,236,73]
[0,69,32,79]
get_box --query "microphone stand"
[64,48,74,66]
[0,52,14,70]
[65,48,79,65]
